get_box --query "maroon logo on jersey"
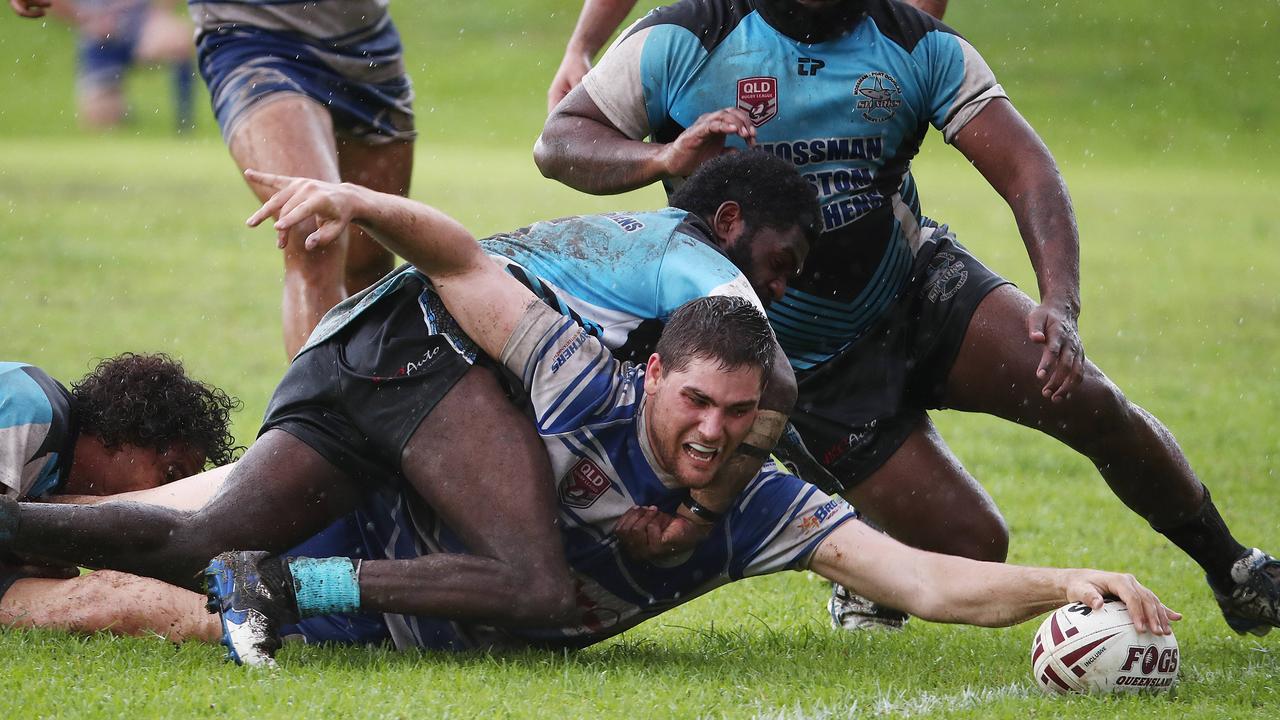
[737,77,779,127]
[560,458,612,508]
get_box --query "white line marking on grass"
[748,682,1033,719]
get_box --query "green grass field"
[1,1,1278,717]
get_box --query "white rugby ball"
[1031,599,1178,694]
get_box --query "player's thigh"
[942,284,1126,435]
[337,137,413,197]
[843,416,1008,561]
[228,95,342,200]
[134,9,194,63]
[399,366,561,561]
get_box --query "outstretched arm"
[246,170,537,360]
[547,0,641,113]
[810,519,1179,632]
[952,99,1083,402]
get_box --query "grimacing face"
[724,224,808,306]
[642,353,764,488]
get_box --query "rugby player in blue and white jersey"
[535,0,1280,636]
[201,174,1177,663]
[188,0,416,358]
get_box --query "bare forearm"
[347,186,481,278]
[564,0,639,59]
[535,107,667,194]
[1009,168,1081,311]
[908,554,1068,627]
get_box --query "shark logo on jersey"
[853,72,903,123]
[737,77,778,127]
[560,458,612,509]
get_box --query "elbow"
[533,129,570,183]
[760,348,796,414]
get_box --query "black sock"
[1156,486,1248,588]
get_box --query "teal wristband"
[287,557,361,618]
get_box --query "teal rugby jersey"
[583,0,1005,371]
[0,363,76,498]
[302,208,762,362]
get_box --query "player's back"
[481,208,758,358]
[0,362,74,498]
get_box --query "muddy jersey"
[302,208,762,362]
[358,303,856,650]
[582,0,1004,371]
[0,363,76,499]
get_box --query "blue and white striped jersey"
[357,303,856,650]
[583,0,1004,372]
[0,363,76,499]
[302,208,762,361]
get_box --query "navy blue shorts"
[790,228,1010,493]
[76,0,149,92]
[196,24,415,145]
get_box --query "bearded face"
[753,0,869,43]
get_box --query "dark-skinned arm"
[535,86,756,195]
[951,98,1084,400]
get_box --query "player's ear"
[644,353,664,396]
[712,201,745,248]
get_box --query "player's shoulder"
[864,0,961,52]
[626,0,756,52]
[0,363,63,416]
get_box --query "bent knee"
[1053,372,1140,449]
[506,573,576,625]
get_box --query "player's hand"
[614,506,710,564]
[1027,298,1085,401]
[1063,570,1181,635]
[244,169,362,251]
[9,0,52,18]
[656,107,756,179]
[547,50,591,114]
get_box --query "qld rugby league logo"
[737,76,778,127]
[560,458,612,509]
[853,71,903,123]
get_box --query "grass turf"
[1,0,1278,717]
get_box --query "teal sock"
[287,557,361,618]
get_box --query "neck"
[754,0,867,43]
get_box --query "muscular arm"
[548,0,642,112]
[952,99,1084,399]
[810,519,1179,632]
[536,87,755,195]
[246,170,539,361]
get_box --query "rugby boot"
[204,551,298,667]
[1210,548,1280,636]
[828,583,908,631]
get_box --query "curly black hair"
[669,150,821,243]
[71,353,243,468]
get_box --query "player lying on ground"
[202,178,1177,665]
[534,0,1280,635]
[0,155,823,647]
[1,354,237,635]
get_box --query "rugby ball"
[1031,599,1178,694]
